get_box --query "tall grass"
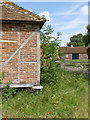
[2,68,88,118]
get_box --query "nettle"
[0,71,4,84]
[0,72,17,101]
[2,81,17,101]
[40,25,62,85]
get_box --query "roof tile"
[0,0,46,23]
[59,47,88,54]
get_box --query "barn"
[59,47,88,60]
[0,1,46,88]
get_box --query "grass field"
[2,68,88,118]
[88,85,90,119]
[65,59,88,63]
[63,59,90,70]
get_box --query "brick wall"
[64,53,88,60]
[0,19,2,79]
[79,53,88,59]
[0,23,40,84]
[65,54,72,60]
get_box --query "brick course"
[63,53,88,60]
[65,54,72,60]
[79,54,88,59]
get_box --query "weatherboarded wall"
[1,23,40,84]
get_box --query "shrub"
[40,25,62,85]
[2,81,17,101]
[0,72,17,101]
[0,71,4,85]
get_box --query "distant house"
[59,47,88,60]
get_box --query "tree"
[83,24,90,46]
[40,25,62,84]
[83,24,90,59]
[67,33,85,47]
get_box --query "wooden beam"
[0,40,17,42]
[21,61,37,64]
[0,29,38,70]
[18,24,21,83]
[1,83,35,88]
[37,25,40,83]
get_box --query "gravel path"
[59,61,84,72]
[56,61,90,79]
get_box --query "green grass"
[65,59,88,63]
[88,85,90,119]
[2,68,88,118]
[64,59,90,70]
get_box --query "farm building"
[0,1,46,87]
[59,47,88,60]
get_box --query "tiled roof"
[0,0,46,24]
[59,47,88,54]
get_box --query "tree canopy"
[83,24,90,59]
[83,24,90,46]
[67,33,85,47]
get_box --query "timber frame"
[0,24,41,88]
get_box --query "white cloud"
[51,3,84,16]
[52,18,87,27]
[51,12,79,16]
[50,5,88,46]
[60,27,88,47]
[81,26,87,34]
[51,3,88,17]
[61,33,72,46]
[62,43,67,46]
[52,22,65,26]
[55,17,87,31]
[38,11,52,22]
[28,9,32,12]
[80,5,88,16]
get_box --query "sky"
[14,1,88,46]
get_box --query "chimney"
[88,44,90,48]
[71,45,73,48]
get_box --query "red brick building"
[59,47,88,60]
[0,1,46,87]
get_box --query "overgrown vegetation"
[67,33,85,47]
[67,24,90,59]
[0,73,17,101]
[40,25,61,85]
[83,24,90,59]
[0,72,4,84]
[2,68,88,118]
[64,59,89,70]
[2,81,17,101]
[2,25,88,118]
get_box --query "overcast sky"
[14,1,88,46]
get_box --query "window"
[72,53,79,59]
[84,54,87,58]
[80,54,82,59]
[66,54,68,58]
